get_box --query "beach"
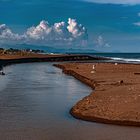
[55,62,140,126]
[0,53,108,67]
[2,62,140,140]
[1,52,140,127]
[2,0,140,139]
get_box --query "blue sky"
[1,0,140,52]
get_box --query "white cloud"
[0,18,88,47]
[0,24,24,45]
[83,0,140,5]
[26,20,52,40]
[133,22,140,26]
[96,35,104,47]
[67,18,86,38]
[95,35,111,48]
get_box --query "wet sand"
[55,63,140,126]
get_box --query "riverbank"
[0,53,108,67]
[54,63,140,126]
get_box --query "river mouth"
[0,62,140,140]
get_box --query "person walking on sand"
[91,64,96,74]
[93,65,96,70]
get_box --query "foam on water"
[111,57,140,63]
[88,53,140,64]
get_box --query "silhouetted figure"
[0,65,5,75]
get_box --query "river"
[0,63,140,140]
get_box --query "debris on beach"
[118,80,124,84]
[0,71,5,75]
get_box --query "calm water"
[0,63,140,140]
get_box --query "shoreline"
[0,54,109,67]
[1,53,140,126]
[54,63,140,126]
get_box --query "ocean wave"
[111,57,140,63]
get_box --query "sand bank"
[55,63,140,126]
[0,54,108,67]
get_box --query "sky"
[1,0,140,52]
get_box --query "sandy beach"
[55,63,140,126]
[0,54,108,66]
[0,53,71,59]
[1,53,140,126]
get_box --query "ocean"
[87,53,140,63]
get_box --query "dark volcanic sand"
[55,63,140,126]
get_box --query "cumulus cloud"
[67,18,87,38]
[95,35,111,48]
[0,24,22,40]
[0,18,88,47]
[83,0,140,5]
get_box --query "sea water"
[89,53,140,63]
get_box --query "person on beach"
[91,64,96,73]
[0,65,5,75]
[93,64,96,70]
